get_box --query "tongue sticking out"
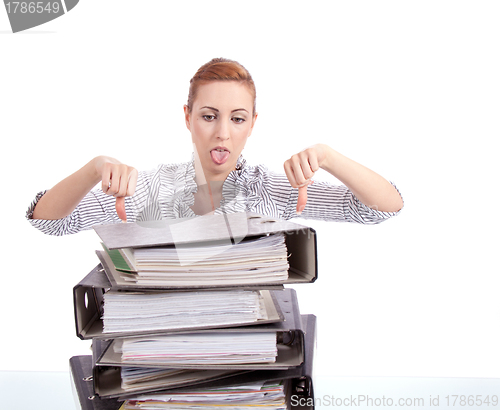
[211,149,230,165]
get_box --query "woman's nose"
[216,120,230,141]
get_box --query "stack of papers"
[105,233,289,286]
[120,367,238,394]
[116,332,278,365]
[70,214,317,408]
[102,290,268,334]
[121,381,287,410]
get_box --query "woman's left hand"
[283,144,327,215]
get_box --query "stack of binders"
[70,212,318,410]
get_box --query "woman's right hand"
[94,156,138,221]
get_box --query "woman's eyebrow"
[200,106,248,114]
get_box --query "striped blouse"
[26,157,402,236]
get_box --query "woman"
[27,58,403,235]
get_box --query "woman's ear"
[183,105,191,131]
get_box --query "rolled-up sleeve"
[26,189,127,235]
[340,182,403,224]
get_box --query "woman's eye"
[232,117,245,124]
[203,115,216,121]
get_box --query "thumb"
[296,185,308,215]
[115,197,127,222]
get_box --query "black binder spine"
[70,355,121,410]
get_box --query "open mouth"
[210,148,230,165]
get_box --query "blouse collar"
[176,154,248,217]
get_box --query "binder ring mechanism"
[277,330,295,346]
[83,373,95,401]
[293,376,312,396]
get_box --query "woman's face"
[184,81,257,182]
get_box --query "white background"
[1,0,499,381]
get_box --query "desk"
[0,371,499,410]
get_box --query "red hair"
[186,58,256,114]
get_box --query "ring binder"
[83,314,316,408]
[74,265,302,340]
[93,212,318,288]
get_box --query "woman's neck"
[191,180,224,215]
[191,154,237,215]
